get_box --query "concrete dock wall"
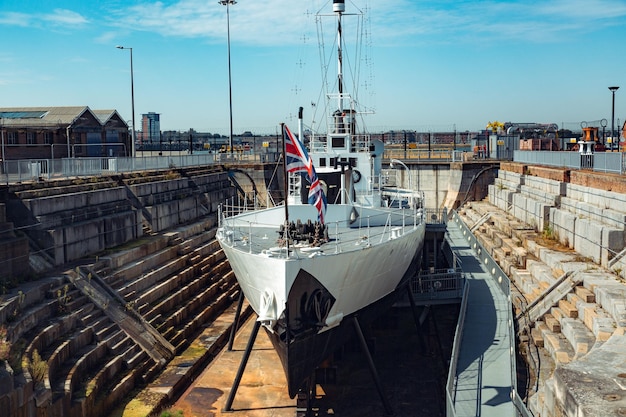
[4,168,234,267]
[495,162,626,268]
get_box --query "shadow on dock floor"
[173,302,459,417]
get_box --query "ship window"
[332,137,345,148]
[319,158,326,167]
[349,157,357,167]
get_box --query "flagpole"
[280,123,290,251]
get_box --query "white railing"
[218,204,424,259]
[514,150,625,174]
[0,152,284,184]
[447,210,532,417]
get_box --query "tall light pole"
[390,158,412,191]
[609,86,619,150]
[0,117,5,164]
[219,0,236,156]
[117,45,136,157]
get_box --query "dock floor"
[172,303,458,416]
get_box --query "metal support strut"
[352,316,393,415]
[223,319,261,411]
[406,284,427,355]
[227,290,245,351]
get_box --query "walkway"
[446,215,517,417]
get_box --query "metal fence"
[0,149,470,185]
[384,149,467,162]
[514,150,626,174]
[0,152,283,184]
[412,268,465,302]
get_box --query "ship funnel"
[333,0,345,13]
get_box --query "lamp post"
[116,45,136,157]
[219,0,236,156]
[0,117,4,164]
[390,158,412,191]
[609,86,619,150]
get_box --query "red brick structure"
[0,106,130,160]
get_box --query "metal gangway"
[444,211,531,417]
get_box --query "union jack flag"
[284,124,313,178]
[308,176,327,224]
[283,124,327,223]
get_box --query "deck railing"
[412,268,464,302]
[514,150,626,174]
[0,152,283,184]
[218,203,425,259]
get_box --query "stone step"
[541,329,574,365]
[544,314,561,332]
[558,299,578,318]
[576,302,615,342]
[528,260,558,286]
[561,317,596,359]
[575,286,596,303]
[531,324,545,347]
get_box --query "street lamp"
[219,0,236,156]
[116,45,136,157]
[390,158,412,191]
[0,117,4,164]
[609,86,619,150]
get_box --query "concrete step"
[560,317,595,359]
[527,259,558,286]
[575,285,595,303]
[558,299,578,318]
[544,314,561,332]
[540,327,574,365]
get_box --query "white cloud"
[0,12,33,27]
[107,0,314,45]
[0,9,88,30]
[42,9,89,27]
[370,0,626,45]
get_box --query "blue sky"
[1,0,625,135]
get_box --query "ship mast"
[334,0,345,112]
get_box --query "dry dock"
[172,303,458,417]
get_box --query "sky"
[1,0,626,136]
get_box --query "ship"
[216,0,426,400]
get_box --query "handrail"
[218,203,424,258]
[446,281,470,416]
[447,210,532,417]
[0,148,487,185]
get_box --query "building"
[140,112,160,144]
[0,106,130,160]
